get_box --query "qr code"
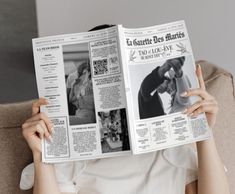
[93,59,108,75]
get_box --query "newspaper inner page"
[120,21,211,154]
[32,26,131,163]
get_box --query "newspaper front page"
[119,20,211,154]
[33,21,211,163]
[33,27,131,163]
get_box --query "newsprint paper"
[32,20,211,163]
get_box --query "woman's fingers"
[32,98,48,116]
[182,99,204,114]
[33,121,46,139]
[26,112,54,134]
[181,88,213,100]
[179,64,218,128]
[190,104,218,117]
[196,64,206,90]
[22,120,52,141]
[182,99,217,115]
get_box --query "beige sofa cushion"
[0,100,34,194]
[0,61,234,194]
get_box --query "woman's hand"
[22,98,54,155]
[181,64,218,128]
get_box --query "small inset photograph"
[98,108,130,153]
[63,43,96,125]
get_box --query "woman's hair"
[89,24,115,32]
[74,62,88,84]
[167,56,185,67]
[77,61,88,75]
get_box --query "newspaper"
[32,20,211,163]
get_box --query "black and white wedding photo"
[98,108,130,153]
[63,43,96,125]
[129,56,198,120]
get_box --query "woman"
[69,61,96,124]
[20,64,230,194]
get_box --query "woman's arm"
[183,64,230,194]
[185,137,229,194]
[22,98,75,194]
[196,137,230,194]
[33,153,61,194]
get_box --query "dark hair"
[89,24,115,32]
[167,56,185,67]
[77,61,87,75]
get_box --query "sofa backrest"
[0,101,33,194]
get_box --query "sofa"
[0,61,234,194]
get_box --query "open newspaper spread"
[32,20,211,163]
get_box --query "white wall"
[36,0,235,78]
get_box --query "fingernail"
[197,63,201,69]
[51,127,55,134]
[181,91,187,97]
[182,109,187,114]
[48,135,53,143]
[188,113,194,117]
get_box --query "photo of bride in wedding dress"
[63,43,96,125]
